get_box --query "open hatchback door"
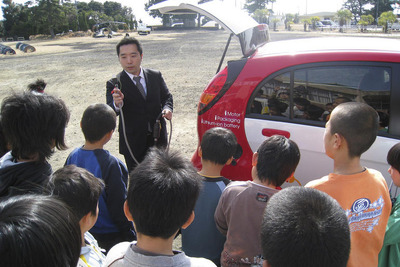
[150,0,270,69]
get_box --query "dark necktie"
[133,76,146,99]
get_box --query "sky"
[1,0,348,23]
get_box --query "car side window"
[249,65,391,132]
[250,72,290,117]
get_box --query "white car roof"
[149,0,258,35]
[256,37,400,57]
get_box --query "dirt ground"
[2,28,399,251]
[0,29,242,170]
[2,29,397,169]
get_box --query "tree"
[284,13,295,30]
[145,0,173,26]
[2,0,21,37]
[378,10,396,32]
[301,18,311,31]
[35,0,65,38]
[77,2,89,12]
[310,16,321,30]
[0,20,4,37]
[344,0,369,23]
[369,0,394,24]
[104,1,122,18]
[61,2,78,32]
[358,14,374,32]
[345,0,395,24]
[88,0,103,13]
[271,18,280,31]
[245,0,271,14]
[336,9,352,32]
[252,8,269,24]
[1,0,132,37]
[78,11,89,31]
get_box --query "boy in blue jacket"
[65,103,135,252]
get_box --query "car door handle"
[262,128,291,138]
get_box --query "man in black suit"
[106,37,173,171]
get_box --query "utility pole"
[306,0,308,15]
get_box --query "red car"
[151,1,400,189]
[193,36,400,188]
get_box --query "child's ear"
[124,200,134,222]
[80,212,90,226]
[181,211,195,229]
[285,172,295,183]
[226,156,234,166]
[263,260,271,267]
[80,212,97,232]
[198,147,202,158]
[252,152,259,167]
[107,130,114,139]
[333,133,344,149]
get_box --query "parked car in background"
[171,22,184,28]
[389,22,400,31]
[137,23,151,35]
[317,19,339,29]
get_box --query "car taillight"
[198,67,228,113]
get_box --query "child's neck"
[81,231,86,247]
[16,152,39,162]
[136,233,175,256]
[333,156,365,175]
[252,176,277,189]
[198,161,224,177]
[83,141,104,150]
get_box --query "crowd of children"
[0,84,400,267]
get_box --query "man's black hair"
[261,187,350,267]
[256,135,300,186]
[116,37,143,56]
[388,143,400,172]
[0,194,81,267]
[329,102,378,158]
[126,148,202,239]
[1,92,70,162]
[81,103,116,143]
[49,165,104,220]
[201,127,237,165]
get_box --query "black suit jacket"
[106,69,173,161]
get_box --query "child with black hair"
[105,148,216,267]
[49,165,106,267]
[65,103,135,252]
[0,194,81,267]
[261,187,351,267]
[0,115,9,158]
[182,127,237,266]
[214,135,300,266]
[306,102,391,267]
[0,92,70,198]
[27,78,47,93]
[379,143,400,267]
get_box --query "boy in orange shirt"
[306,102,391,267]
